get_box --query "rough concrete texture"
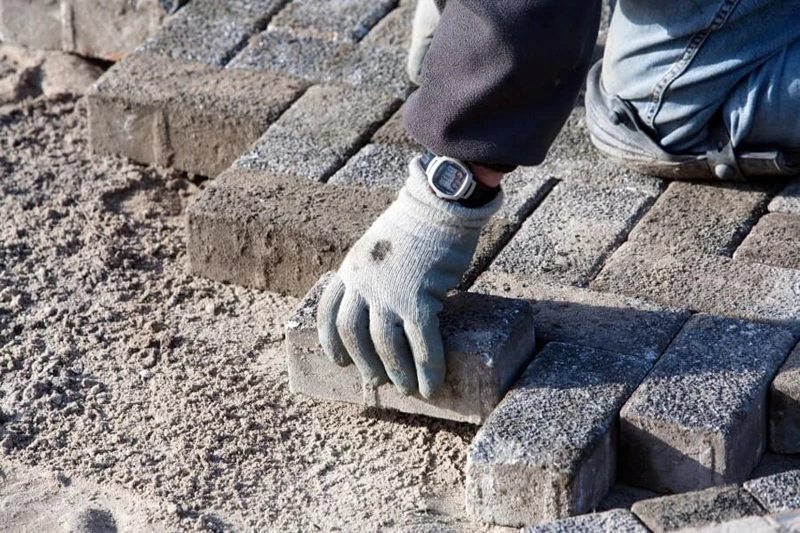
[734,213,800,270]
[186,167,394,297]
[597,484,660,512]
[489,180,652,287]
[770,343,800,453]
[630,485,765,532]
[327,142,417,189]
[537,107,666,198]
[471,271,690,361]
[228,28,411,97]
[466,342,651,527]
[235,83,398,181]
[682,510,800,533]
[371,103,424,150]
[139,0,287,67]
[769,179,800,214]
[285,273,538,424]
[0,0,184,60]
[269,0,397,42]
[522,510,649,533]
[592,243,800,323]
[363,2,413,48]
[627,180,771,256]
[619,314,799,493]
[88,52,305,177]
[744,470,800,513]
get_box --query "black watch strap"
[420,151,501,208]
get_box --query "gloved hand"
[407,0,441,85]
[317,157,502,398]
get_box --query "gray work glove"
[317,158,502,398]
[407,0,441,85]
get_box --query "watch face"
[433,163,468,197]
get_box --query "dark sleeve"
[404,0,602,167]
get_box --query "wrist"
[468,163,504,188]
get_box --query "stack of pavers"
[69,0,800,529]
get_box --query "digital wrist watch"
[420,151,501,208]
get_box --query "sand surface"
[0,81,506,531]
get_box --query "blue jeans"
[602,0,800,154]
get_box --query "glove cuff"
[402,157,503,230]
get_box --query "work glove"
[407,0,441,85]
[317,158,502,398]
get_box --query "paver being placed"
[269,0,396,42]
[522,509,649,533]
[627,180,771,256]
[592,243,800,323]
[228,29,410,97]
[744,470,800,513]
[0,0,184,60]
[770,343,800,453]
[619,314,798,494]
[235,84,399,182]
[466,342,651,526]
[734,213,800,270]
[285,272,537,424]
[768,179,800,214]
[186,168,394,297]
[139,0,287,67]
[630,485,765,532]
[471,271,690,361]
[88,52,306,177]
[488,180,652,287]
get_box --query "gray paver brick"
[631,485,765,532]
[186,168,394,297]
[139,0,286,67]
[627,181,771,256]
[0,0,63,50]
[592,243,800,323]
[489,180,652,287]
[597,485,660,513]
[269,0,396,42]
[619,314,798,493]
[523,509,649,533]
[88,52,305,177]
[466,342,651,526]
[471,271,690,361]
[770,344,800,453]
[285,272,537,424]
[362,3,413,48]
[734,213,800,270]
[327,143,416,189]
[683,511,800,533]
[744,470,800,513]
[235,84,399,181]
[768,179,800,214]
[228,29,410,97]
[371,104,423,150]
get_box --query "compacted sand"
[0,86,502,531]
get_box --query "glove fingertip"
[317,275,352,367]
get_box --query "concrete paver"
[680,511,800,533]
[371,104,423,150]
[522,509,649,533]
[362,3,414,48]
[619,314,798,493]
[768,179,800,214]
[186,168,394,297]
[466,342,651,526]
[744,470,800,513]
[235,84,399,181]
[733,213,800,270]
[471,271,689,361]
[327,143,416,189]
[269,0,396,42]
[228,29,410,97]
[489,180,652,287]
[770,343,800,454]
[88,52,305,177]
[592,243,800,323]
[139,0,286,67]
[597,484,660,512]
[630,485,765,532]
[627,181,771,256]
[285,272,538,424]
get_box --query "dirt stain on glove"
[370,240,392,262]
